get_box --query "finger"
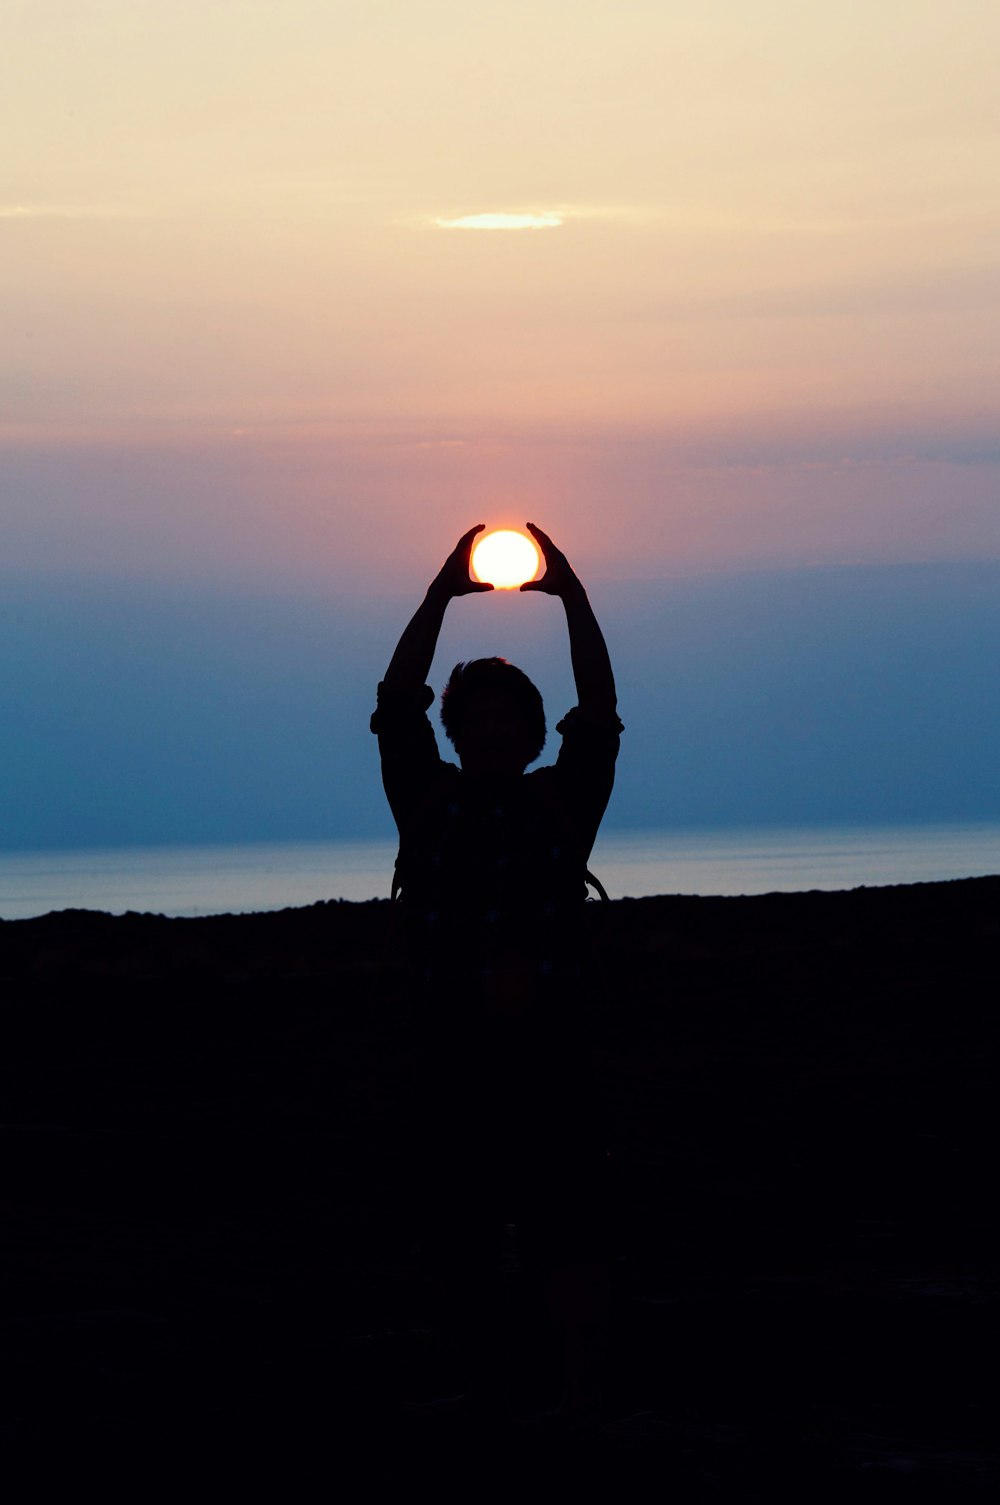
[470,580,494,592]
[526,521,554,549]
[457,523,486,550]
[519,578,547,592]
[528,526,564,565]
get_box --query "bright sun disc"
[471,529,540,589]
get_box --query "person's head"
[441,658,546,776]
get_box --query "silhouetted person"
[371,523,622,1423]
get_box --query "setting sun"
[471,530,540,589]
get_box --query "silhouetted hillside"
[1,880,996,1491]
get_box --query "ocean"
[1,821,998,921]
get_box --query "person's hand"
[519,522,582,598]
[431,525,494,598]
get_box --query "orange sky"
[5,1,999,586]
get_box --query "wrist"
[426,578,452,607]
[560,576,587,607]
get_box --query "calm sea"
[1,822,998,921]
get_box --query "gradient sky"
[4,2,999,849]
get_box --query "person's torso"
[397,769,591,1033]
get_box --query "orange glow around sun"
[471,529,540,589]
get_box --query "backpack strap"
[530,772,610,901]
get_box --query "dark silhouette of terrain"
[1,879,997,1492]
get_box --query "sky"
[3,1,999,849]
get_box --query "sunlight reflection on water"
[1,823,998,920]
[593,823,1000,900]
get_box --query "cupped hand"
[519,522,581,597]
[432,525,494,598]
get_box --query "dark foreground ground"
[2,879,997,1493]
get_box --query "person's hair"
[440,657,546,763]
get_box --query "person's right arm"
[374,526,493,829]
[383,524,493,688]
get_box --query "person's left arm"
[520,522,617,722]
[521,523,622,856]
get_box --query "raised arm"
[383,525,493,689]
[520,522,617,720]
